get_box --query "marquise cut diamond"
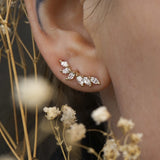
[61,68,71,74]
[76,76,84,86]
[83,77,91,86]
[90,77,100,85]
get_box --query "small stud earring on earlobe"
[59,60,101,87]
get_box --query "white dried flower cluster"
[0,154,16,160]
[11,0,18,7]
[91,106,111,125]
[66,123,86,144]
[0,24,11,35]
[130,133,143,144]
[117,117,135,133]
[16,76,53,110]
[60,105,76,127]
[42,104,142,160]
[120,144,141,160]
[103,139,120,160]
[43,106,61,120]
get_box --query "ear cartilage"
[59,60,101,87]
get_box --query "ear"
[24,0,110,92]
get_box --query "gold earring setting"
[59,60,101,87]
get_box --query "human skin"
[25,0,160,159]
[84,0,160,159]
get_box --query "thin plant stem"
[87,129,108,136]
[0,129,21,160]
[0,122,17,149]
[124,133,130,145]
[4,22,32,160]
[97,149,103,160]
[33,106,38,158]
[5,0,12,21]
[74,143,103,160]
[11,11,20,45]
[0,19,19,146]
[6,50,19,145]
[16,33,34,61]
[62,126,71,160]
[50,121,67,160]
[32,33,39,158]
[20,0,28,18]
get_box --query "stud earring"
[59,60,101,87]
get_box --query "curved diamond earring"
[59,60,101,87]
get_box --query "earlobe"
[24,0,110,92]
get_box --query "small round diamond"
[76,76,84,86]
[83,77,91,86]
[90,77,100,85]
[61,68,71,74]
[66,72,75,80]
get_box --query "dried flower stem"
[20,0,28,17]
[87,129,108,136]
[0,14,19,146]
[0,128,21,160]
[123,133,130,145]
[5,0,11,21]
[62,126,71,160]
[74,143,103,160]
[32,33,39,159]
[16,33,34,61]
[4,21,32,160]
[97,149,103,160]
[6,50,19,145]
[50,121,67,160]
[0,122,17,149]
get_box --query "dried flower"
[117,117,135,134]
[60,105,76,127]
[0,155,16,160]
[130,133,143,144]
[103,139,120,160]
[91,106,111,125]
[43,106,61,120]
[16,76,53,110]
[0,24,11,35]
[120,144,141,160]
[11,0,18,7]
[66,123,86,143]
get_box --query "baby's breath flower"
[117,117,135,134]
[0,24,11,35]
[91,106,111,125]
[103,139,120,160]
[66,123,86,144]
[43,106,61,120]
[11,0,18,7]
[0,154,16,160]
[120,144,141,160]
[130,133,143,144]
[60,105,76,127]
[16,76,53,110]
